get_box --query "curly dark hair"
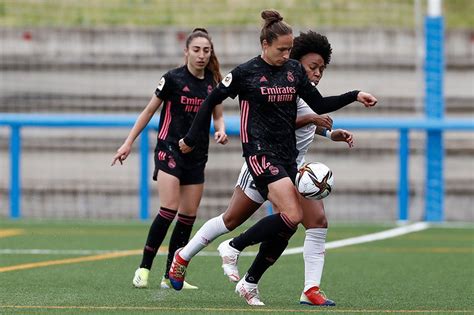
[290,31,332,65]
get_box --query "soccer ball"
[295,162,334,200]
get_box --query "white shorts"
[235,163,266,204]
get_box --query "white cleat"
[235,276,265,306]
[217,239,241,282]
[132,267,149,288]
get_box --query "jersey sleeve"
[154,72,173,100]
[317,91,360,114]
[297,64,359,114]
[183,67,241,147]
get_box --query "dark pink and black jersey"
[155,65,215,166]
[184,56,358,164]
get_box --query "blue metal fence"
[1,113,473,221]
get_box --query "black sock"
[230,213,297,251]
[245,228,296,284]
[164,213,196,278]
[139,207,177,270]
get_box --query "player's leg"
[133,170,180,288]
[230,159,301,253]
[169,164,263,289]
[232,160,302,305]
[234,177,301,306]
[217,186,263,282]
[169,185,262,289]
[160,182,203,289]
[299,196,335,306]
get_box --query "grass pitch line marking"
[281,222,430,255]
[0,305,471,313]
[0,249,142,273]
[0,229,24,238]
[0,223,429,258]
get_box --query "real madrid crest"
[287,71,294,82]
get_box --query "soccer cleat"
[161,276,198,290]
[299,286,336,306]
[168,248,189,291]
[217,239,241,282]
[235,276,265,306]
[132,267,149,288]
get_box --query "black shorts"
[153,149,205,185]
[245,154,297,199]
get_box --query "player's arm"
[314,127,354,148]
[112,95,163,165]
[295,113,333,130]
[297,65,377,114]
[180,70,240,153]
[212,104,228,145]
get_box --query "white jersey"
[294,97,317,168]
[236,98,317,203]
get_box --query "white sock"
[179,214,229,261]
[303,228,327,292]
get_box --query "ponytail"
[260,9,292,45]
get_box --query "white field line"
[281,221,430,255]
[0,222,429,256]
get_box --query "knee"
[285,207,303,225]
[302,214,328,229]
[222,213,238,231]
[316,216,328,228]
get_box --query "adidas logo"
[259,76,267,82]
[182,85,190,92]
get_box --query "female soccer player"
[170,27,376,305]
[169,10,377,303]
[111,28,228,290]
[216,31,373,307]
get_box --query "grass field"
[0,220,473,314]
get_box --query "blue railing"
[1,113,473,221]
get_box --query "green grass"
[0,0,472,29]
[0,220,473,314]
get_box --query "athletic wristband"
[325,129,332,139]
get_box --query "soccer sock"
[303,228,327,292]
[179,214,229,261]
[230,213,297,251]
[140,207,177,270]
[245,227,296,284]
[164,213,196,278]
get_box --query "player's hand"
[331,129,354,148]
[179,138,194,153]
[214,131,228,145]
[312,114,333,130]
[357,92,377,107]
[111,143,132,166]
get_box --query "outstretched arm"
[297,65,377,114]
[307,91,377,114]
[112,95,163,165]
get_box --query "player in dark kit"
[169,9,376,304]
[112,28,228,290]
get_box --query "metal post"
[398,129,409,221]
[424,0,444,221]
[139,128,149,220]
[10,126,21,219]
